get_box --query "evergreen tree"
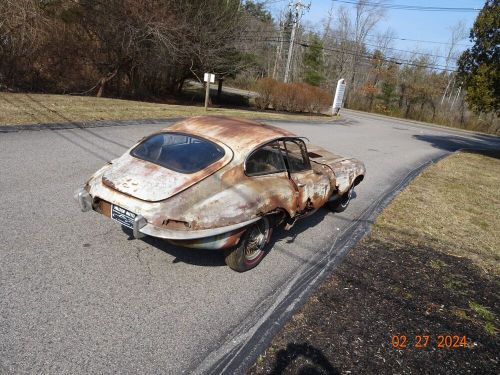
[303,34,325,86]
[457,0,499,114]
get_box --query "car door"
[281,139,331,213]
[244,140,297,216]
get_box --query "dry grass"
[0,92,332,126]
[372,151,500,275]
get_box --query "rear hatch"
[102,150,232,202]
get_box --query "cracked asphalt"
[1,110,499,374]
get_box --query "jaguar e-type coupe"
[75,116,365,272]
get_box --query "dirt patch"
[249,238,499,374]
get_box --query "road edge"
[341,108,499,139]
[0,118,184,133]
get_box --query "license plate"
[111,204,136,229]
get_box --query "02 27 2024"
[391,335,469,349]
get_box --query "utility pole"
[283,1,310,83]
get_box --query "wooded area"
[0,0,498,134]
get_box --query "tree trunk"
[217,79,223,98]
[96,68,118,97]
[177,77,186,93]
[405,102,412,118]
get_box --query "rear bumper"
[135,220,253,249]
[75,188,252,249]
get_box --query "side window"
[246,141,286,176]
[283,139,310,172]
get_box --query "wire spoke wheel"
[244,219,269,261]
[224,217,272,272]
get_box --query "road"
[1,111,499,374]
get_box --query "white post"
[204,81,210,111]
[204,73,215,111]
[332,78,346,116]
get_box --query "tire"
[328,185,354,212]
[224,217,273,272]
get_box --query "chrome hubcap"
[245,219,269,261]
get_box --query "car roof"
[165,116,295,153]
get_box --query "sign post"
[332,78,346,116]
[203,73,215,111]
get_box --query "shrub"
[254,78,332,113]
[253,77,277,110]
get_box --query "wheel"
[329,185,354,212]
[224,217,272,272]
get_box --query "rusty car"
[75,116,365,272]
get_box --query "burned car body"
[76,116,365,271]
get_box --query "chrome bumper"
[75,188,92,212]
[75,187,146,239]
[133,215,147,239]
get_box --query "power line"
[364,35,472,47]
[296,39,456,71]
[332,0,481,12]
[353,40,450,59]
[239,32,460,61]
[238,36,457,72]
[237,25,473,49]
[299,24,473,48]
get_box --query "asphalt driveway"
[1,110,499,374]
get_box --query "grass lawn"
[250,151,500,374]
[0,92,332,126]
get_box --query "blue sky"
[265,0,484,68]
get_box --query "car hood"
[102,150,233,202]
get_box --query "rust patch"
[162,219,191,229]
[223,229,246,248]
[168,228,245,250]
[168,116,294,154]
[102,176,116,190]
[99,200,111,217]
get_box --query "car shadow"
[121,226,227,267]
[120,200,346,268]
[269,207,331,247]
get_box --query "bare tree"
[444,20,467,71]
[440,21,467,107]
[348,0,385,96]
[373,29,396,56]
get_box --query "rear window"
[131,133,225,174]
